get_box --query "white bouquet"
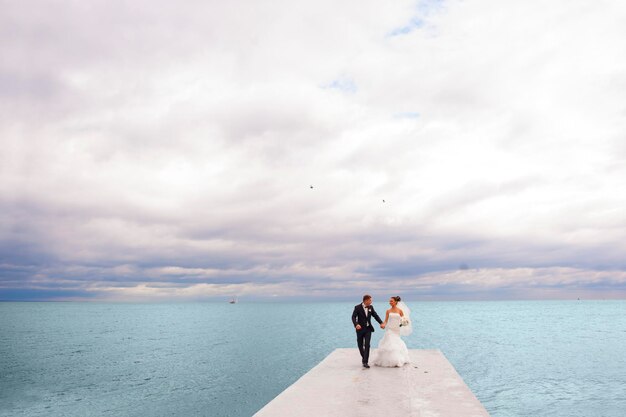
[399,316,410,327]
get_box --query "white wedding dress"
[373,303,412,367]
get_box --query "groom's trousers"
[356,329,372,364]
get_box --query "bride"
[373,296,412,367]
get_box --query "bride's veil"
[397,301,413,336]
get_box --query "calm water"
[1,300,625,416]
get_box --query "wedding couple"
[351,294,412,368]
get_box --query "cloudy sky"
[1,0,625,301]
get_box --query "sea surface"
[1,300,625,417]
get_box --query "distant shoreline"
[1,298,624,303]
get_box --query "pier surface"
[253,348,490,417]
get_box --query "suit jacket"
[352,303,383,332]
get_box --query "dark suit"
[351,303,383,364]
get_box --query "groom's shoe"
[363,363,370,368]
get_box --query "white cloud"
[1,0,625,300]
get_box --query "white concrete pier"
[253,348,490,417]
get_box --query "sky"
[1,0,625,302]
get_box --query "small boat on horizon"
[229,296,238,304]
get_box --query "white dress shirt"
[362,303,369,317]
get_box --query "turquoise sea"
[1,300,625,416]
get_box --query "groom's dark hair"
[363,294,372,302]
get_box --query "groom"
[352,294,384,368]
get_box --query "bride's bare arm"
[398,308,404,317]
[382,309,390,327]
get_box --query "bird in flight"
[307,185,388,205]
